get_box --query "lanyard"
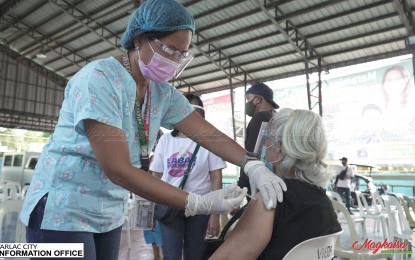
[121,52,151,170]
[178,144,200,190]
[134,88,151,156]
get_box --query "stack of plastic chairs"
[331,200,393,260]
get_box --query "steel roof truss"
[17,0,126,60]
[393,0,415,34]
[192,33,253,80]
[48,0,121,52]
[0,15,87,70]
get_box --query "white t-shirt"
[150,133,226,195]
[336,165,355,189]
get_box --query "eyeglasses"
[150,38,194,78]
[153,38,192,62]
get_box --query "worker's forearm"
[113,166,188,209]
[176,112,246,166]
[198,132,245,166]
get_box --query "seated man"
[211,108,342,260]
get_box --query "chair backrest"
[2,182,21,200]
[330,200,361,246]
[326,191,344,204]
[20,185,30,200]
[381,195,412,238]
[400,195,415,226]
[282,230,342,260]
[402,195,415,212]
[354,191,366,216]
[355,190,381,216]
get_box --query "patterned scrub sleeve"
[70,65,124,137]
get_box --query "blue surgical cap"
[121,0,195,50]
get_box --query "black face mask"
[245,97,258,117]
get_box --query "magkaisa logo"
[352,238,412,254]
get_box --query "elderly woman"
[211,108,342,260]
[19,0,286,259]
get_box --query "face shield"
[254,122,282,171]
[253,122,270,157]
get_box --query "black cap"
[246,83,279,109]
[339,157,348,161]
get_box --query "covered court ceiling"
[0,0,415,131]
[1,0,415,93]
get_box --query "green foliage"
[0,128,49,154]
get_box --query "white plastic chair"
[381,195,413,260]
[326,191,367,239]
[1,182,21,200]
[331,200,393,260]
[0,200,25,241]
[282,230,342,260]
[399,195,415,229]
[326,191,344,204]
[355,191,388,238]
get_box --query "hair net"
[121,0,195,50]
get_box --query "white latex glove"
[185,182,247,217]
[244,160,287,210]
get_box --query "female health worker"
[20,1,286,259]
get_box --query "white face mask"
[260,144,280,171]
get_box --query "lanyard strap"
[178,144,200,190]
[121,52,151,167]
[134,89,151,156]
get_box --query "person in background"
[151,94,224,260]
[334,157,355,214]
[143,221,162,260]
[143,130,164,260]
[238,83,279,197]
[211,108,342,260]
[20,1,286,259]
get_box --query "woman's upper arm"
[174,112,246,166]
[211,193,275,260]
[160,86,194,129]
[84,119,132,182]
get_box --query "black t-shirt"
[258,179,342,260]
[238,110,274,191]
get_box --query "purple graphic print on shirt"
[167,151,196,177]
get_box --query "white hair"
[267,108,333,188]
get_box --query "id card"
[132,195,155,230]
